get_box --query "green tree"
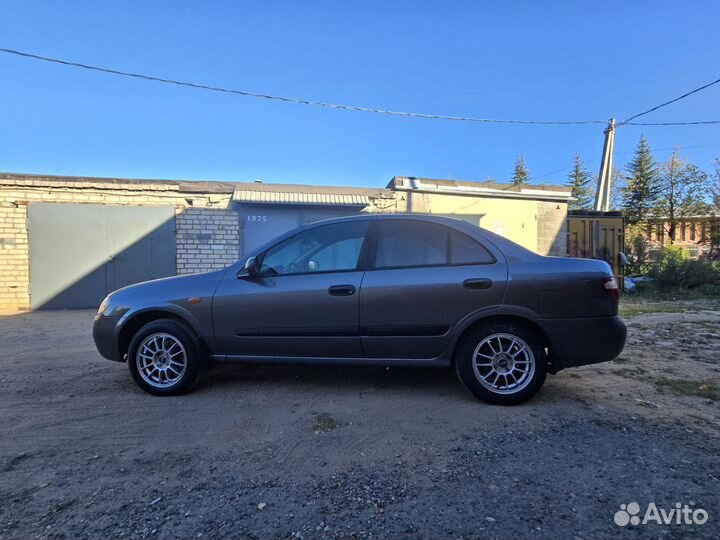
[610,167,627,211]
[711,158,720,210]
[566,153,593,209]
[512,155,530,185]
[622,135,659,225]
[655,151,711,244]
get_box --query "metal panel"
[28,203,176,309]
[566,213,624,277]
[239,204,364,255]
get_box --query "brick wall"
[0,203,29,311]
[0,175,239,311]
[176,208,240,274]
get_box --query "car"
[93,214,626,405]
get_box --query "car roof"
[303,213,471,227]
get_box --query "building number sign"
[247,215,268,223]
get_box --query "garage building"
[0,173,571,311]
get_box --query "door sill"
[212,354,450,368]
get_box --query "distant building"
[643,216,720,259]
[0,172,572,310]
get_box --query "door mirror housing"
[237,256,260,279]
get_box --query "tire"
[455,320,547,405]
[127,319,207,396]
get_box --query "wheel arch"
[450,313,555,373]
[118,309,207,361]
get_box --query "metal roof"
[233,182,393,206]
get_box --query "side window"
[450,231,495,264]
[261,221,369,275]
[375,221,449,269]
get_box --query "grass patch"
[655,377,718,400]
[619,303,685,318]
[631,283,720,301]
[313,412,340,432]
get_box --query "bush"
[625,232,650,275]
[647,245,720,289]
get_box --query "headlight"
[98,295,111,315]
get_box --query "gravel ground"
[0,302,719,539]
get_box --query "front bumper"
[541,315,627,371]
[92,314,123,362]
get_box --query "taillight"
[603,277,620,302]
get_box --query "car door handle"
[463,278,492,290]
[328,284,356,296]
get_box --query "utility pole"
[593,118,616,211]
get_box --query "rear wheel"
[127,319,206,396]
[455,320,547,405]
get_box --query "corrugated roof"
[233,182,392,206]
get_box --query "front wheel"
[127,319,206,396]
[455,320,547,405]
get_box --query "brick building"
[0,173,572,311]
[643,217,720,258]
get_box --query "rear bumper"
[541,315,626,371]
[92,314,123,362]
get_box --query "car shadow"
[200,362,470,398]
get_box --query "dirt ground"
[1,300,719,539]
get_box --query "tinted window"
[450,231,495,264]
[375,221,448,268]
[261,221,368,275]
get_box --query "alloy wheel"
[471,333,535,395]
[135,333,187,389]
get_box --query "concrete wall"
[536,201,568,257]
[0,176,239,311]
[399,191,567,256]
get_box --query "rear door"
[213,220,370,358]
[359,220,507,359]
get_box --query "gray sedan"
[93,215,626,404]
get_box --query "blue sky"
[1,1,718,188]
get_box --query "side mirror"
[237,256,260,279]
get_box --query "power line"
[2,47,718,128]
[0,47,607,126]
[624,120,720,126]
[619,76,720,126]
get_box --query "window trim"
[256,220,371,278]
[366,219,497,272]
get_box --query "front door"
[213,220,370,358]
